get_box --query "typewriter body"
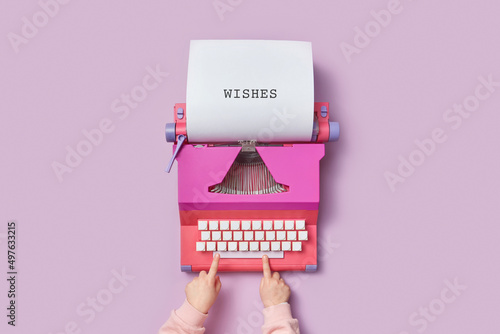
[165,40,339,272]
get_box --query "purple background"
[1,0,499,333]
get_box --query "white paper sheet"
[186,40,314,143]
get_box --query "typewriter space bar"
[214,251,284,259]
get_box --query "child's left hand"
[185,254,222,314]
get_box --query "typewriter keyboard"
[196,219,308,258]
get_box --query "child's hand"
[259,255,291,308]
[185,254,222,314]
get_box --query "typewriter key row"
[197,219,306,231]
[200,230,308,241]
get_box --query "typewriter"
[165,40,339,272]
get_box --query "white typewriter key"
[220,220,230,230]
[233,231,243,241]
[209,221,218,230]
[217,251,284,259]
[198,220,208,230]
[252,220,262,230]
[295,220,306,230]
[239,242,249,251]
[217,242,227,251]
[201,231,211,241]
[241,220,251,230]
[263,220,273,230]
[266,231,276,241]
[287,231,297,241]
[260,241,270,251]
[230,220,240,230]
[282,241,291,251]
[196,242,205,251]
[274,220,284,230]
[212,231,222,241]
[207,242,216,252]
[298,231,308,241]
[292,242,302,251]
[277,231,286,241]
[223,231,232,241]
[249,242,260,251]
[228,242,238,251]
[271,242,281,251]
[244,231,254,241]
[285,220,295,230]
[255,231,265,241]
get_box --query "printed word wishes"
[223,89,277,99]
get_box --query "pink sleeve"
[261,303,300,334]
[158,299,208,334]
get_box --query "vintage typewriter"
[165,40,339,272]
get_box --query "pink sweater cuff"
[262,302,294,323]
[175,299,208,328]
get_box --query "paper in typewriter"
[186,40,314,143]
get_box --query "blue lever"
[165,134,186,173]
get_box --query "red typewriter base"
[179,210,318,272]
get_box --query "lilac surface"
[1,0,499,333]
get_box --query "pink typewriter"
[165,40,339,272]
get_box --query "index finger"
[208,253,220,277]
[262,255,272,278]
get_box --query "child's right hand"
[259,255,291,308]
